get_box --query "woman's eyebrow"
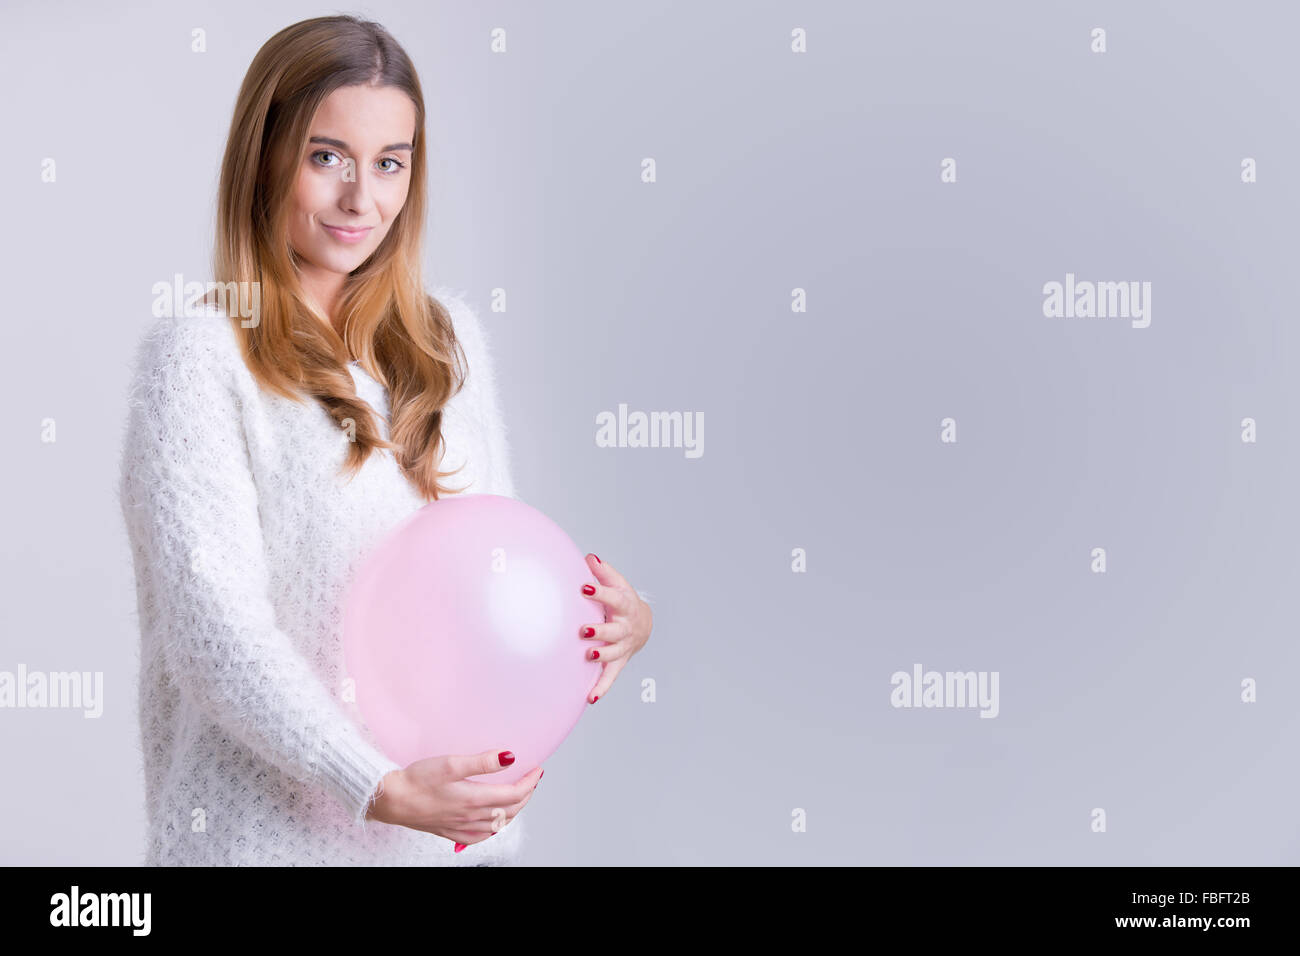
[308,135,413,152]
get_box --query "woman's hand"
[365,750,544,849]
[579,554,653,703]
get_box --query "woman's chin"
[314,251,370,275]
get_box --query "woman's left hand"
[579,553,652,703]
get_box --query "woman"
[118,15,652,866]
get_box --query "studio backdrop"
[1,0,1296,865]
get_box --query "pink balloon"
[342,494,604,785]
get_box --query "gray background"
[2,0,1297,865]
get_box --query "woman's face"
[287,84,417,288]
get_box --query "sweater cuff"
[319,734,404,828]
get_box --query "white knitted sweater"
[117,287,528,866]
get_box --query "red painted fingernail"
[454,843,466,852]
[593,554,601,563]
[582,584,596,595]
[589,649,600,660]
[591,696,599,703]
[498,751,515,766]
[582,626,595,638]
[540,769,545,780]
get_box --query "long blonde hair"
[212,14,467,501]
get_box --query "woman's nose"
[337,170,376,215]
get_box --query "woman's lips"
[323,223,373,243]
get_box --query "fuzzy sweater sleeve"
[118,316,402,827]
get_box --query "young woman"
[118,15,652,867]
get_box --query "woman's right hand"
[364,749,543,847]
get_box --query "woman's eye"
[312,151,405,174]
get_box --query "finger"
[505,789,535,817]
[586,553,631,591]
[585,621,634,658]
[583,636,630,664]
[587,657,627,703]
[581,580,633,616]
[469,785,538,828]
[421,823,495,842]
[462,764,544,808]
[577,620,626,643]
[463,806,513,832]
[450,801,512,827]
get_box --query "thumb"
[450,748,516,781]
